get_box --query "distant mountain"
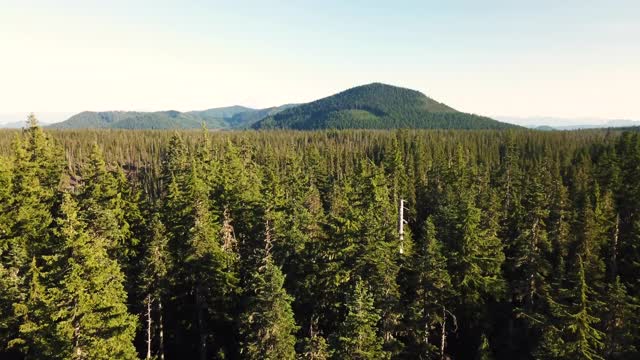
[554,119,640,130]
[496,116,640,129]
[252,83,517,130]
[49,105,294,130]
[0,112,65,128]
[46,83,519,130]
[225,104,298,128]
[0,120,31,129]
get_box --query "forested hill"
[49,104,296,130]
[252,83,518,130]
[49,83,516,130]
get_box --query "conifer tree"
[335,280,389,360]
[510,169,553,326]
[450,197,506,308]
[139,213,170,360]
[239,227,298,360]
[48,193,137,359]
[300,332,332,360]
[602,277,638,359]
[77,144,134,256]
[184,162,237,359]
[1,115,63,354]
[563,256,605,360]
[10,258,55,358]
[0,156,19,352]
[407,217,452,359]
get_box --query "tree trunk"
[146,294,153,359]
[440,306,446,360]
[159,298,165,360]
[73,298,82,358]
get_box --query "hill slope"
[253,83,517,130]
[50,105,294,130]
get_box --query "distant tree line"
[0,116,639,359]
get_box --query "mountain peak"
[253,83,514,130]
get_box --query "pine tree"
[239,227,298,360]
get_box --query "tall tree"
[139,213,170,360]
[406,217,453,359]
[1,115,63,355]
[239,226,298,360]
[563,256,605,360]
[27,193,138,359]
[335,280,389,360]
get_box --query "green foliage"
[49,105,296,130]
[12,193,138,359]
[405,217,452,358]
[239,240,298,360]
[335,280,389,360]
[299,333,332,360]
[1,120,640,360]
[563,257,605,360]
[253,83,518,130]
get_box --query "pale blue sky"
[1,0,639,121]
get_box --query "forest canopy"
[0,117,639,359]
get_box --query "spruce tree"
[563,256,605,360]
[49,193,137,359]
[139,213,170,360]
[407,217,453,359]
[77,144,134,257]
[510,167,555,343]
[10,258,55,358]
[335,280,389,360]
[450,197,506,308]
[1,115,63,354]
[239,228,298,360]
[184,162,237,359]
[602,277,638,359]
[300,333,332,360]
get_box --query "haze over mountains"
[495,116,640,130]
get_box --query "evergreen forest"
[1,116,639,359]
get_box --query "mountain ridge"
[48,105,295,130]
[47,83,517,130]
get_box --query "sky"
[1,0,639,124]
